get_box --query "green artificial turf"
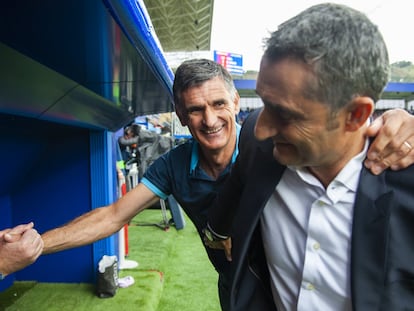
[0,209,220,311]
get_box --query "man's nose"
[202,107,217,126]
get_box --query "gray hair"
[173,59,238,107]
[263,3,390,111]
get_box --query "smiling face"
[176,76,240,155]
[255,56,362,176]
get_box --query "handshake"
[0,222,43,279]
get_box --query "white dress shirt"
[261,141,368,311]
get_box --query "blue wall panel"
[0,196,13,290]
[0,114,95,287]
[0,0,174,292]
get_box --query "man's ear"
[234,92,241,115]
[345,96,375,131]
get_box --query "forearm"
[41,183,159,254]
[41,206,121,254]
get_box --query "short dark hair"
[173,59,237,108]
[263,3,389,111]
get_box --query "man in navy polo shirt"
[42,58,241,310]
[140,59,241,309]
[29,59,414,310]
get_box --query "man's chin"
[201,133,226,144]
[201,139,226,151]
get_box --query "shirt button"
[313,242,320,250]
[306,283,315,291]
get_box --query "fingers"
[0,228,11,239]
[203,239,223,250]
[223,239,232,262]
[364,115,383,139]
[3,232,21,243]
[364,109,414,174]
[364,139,414,174]
[7,222,34,235]
[389,142,414,170]
[203,238,232,262]
[20,229,44,261]
[0,226,43,275]
[3,222,35,243]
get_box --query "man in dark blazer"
[207,3,414,310]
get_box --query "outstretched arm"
[42,183,158,254]
[365,109,414,174]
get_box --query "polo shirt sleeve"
[141,154,171,200]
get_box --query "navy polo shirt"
[141,125,240,273]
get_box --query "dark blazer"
[209,109,414,311]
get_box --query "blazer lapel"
[239,139,285,237]
[351,168,393,310]
[231,141,285,310]
[231,144,285,285]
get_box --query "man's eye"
[277,111,292,121]
[188,108,202,115]
[213,102,226,109]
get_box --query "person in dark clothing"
[206,4,414,310]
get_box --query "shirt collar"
[190,123,241,174]
[334,138,369,192]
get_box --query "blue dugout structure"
[0,0,174,291]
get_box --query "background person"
[118,124,141,169]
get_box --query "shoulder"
[143,139,194,195]
[359,164,414,198]
[384,164,414,188]
[168,139,194,157]
[149,139,193,167]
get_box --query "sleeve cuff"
[207,223,229,240]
